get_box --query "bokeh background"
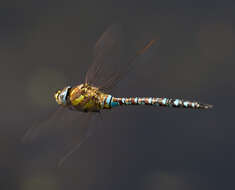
[1,0,234,189]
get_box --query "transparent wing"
[22,108,92,144]
[22,107,65,143]
[22,108,94,166]
[57,113,94,167]
[85,24,158,92]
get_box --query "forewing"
[22,107,65,143]
[85,24,158,92]
[22,108,94,166]
[85,24,123,91]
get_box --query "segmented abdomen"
[108,96,212,109]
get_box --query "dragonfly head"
[54,86,71,106]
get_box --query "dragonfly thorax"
[66,83,109,112]
[54,83,109,112]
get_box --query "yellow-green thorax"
[68,83,110,112]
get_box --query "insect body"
[26,24,213,166]
[54,83,212,112]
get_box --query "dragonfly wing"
[85,24,159,92]
[22,108,94,163]
[57,113,94,167]
[85,24,123,90]
[100,38,157,92]
[22,107,65,143]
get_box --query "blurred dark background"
[1,0,234,189]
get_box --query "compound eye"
[59,94,65,101]
[59,91,68,105]
[57,86,71,105]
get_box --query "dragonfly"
[24,24,212,167]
